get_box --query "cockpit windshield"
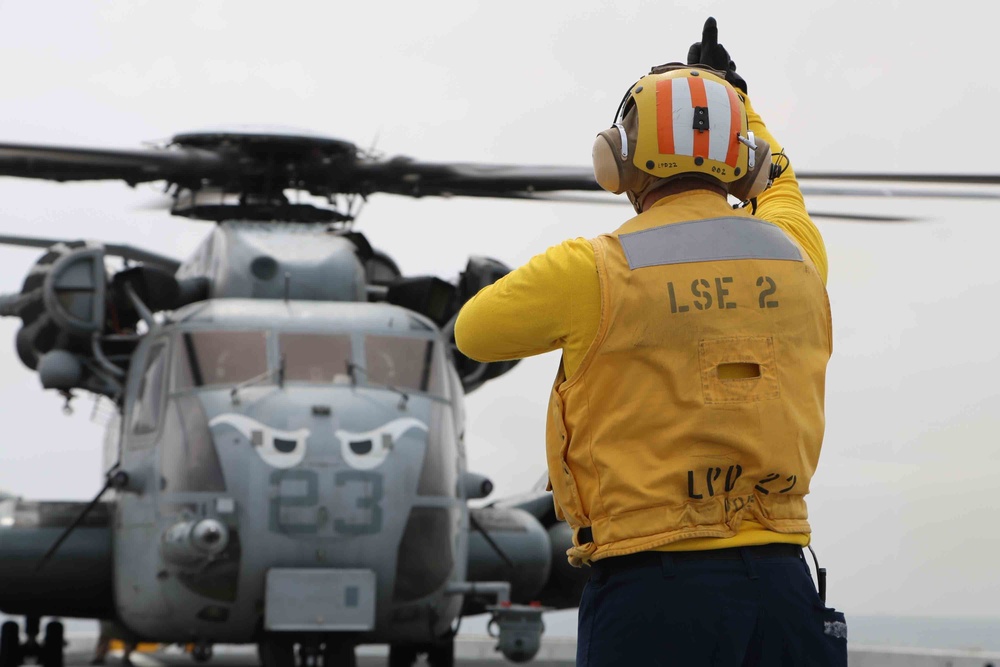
[278,333,352,384]
[175,331,268,389]
[364,334,445,397]
[171,328,446,399]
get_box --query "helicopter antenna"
[365,127,383,160]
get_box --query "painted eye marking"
[350,440,373,455]
[337,418,428,471]
[210,414,310,469]
[274,438,297,454]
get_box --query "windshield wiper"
[230,354,286,405]
[345,361,409,410]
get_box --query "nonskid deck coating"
[56,632,1000,667]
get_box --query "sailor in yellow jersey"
[456,18,847,667]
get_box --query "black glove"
[686,16,748,95]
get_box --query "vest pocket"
[698,336,780,404]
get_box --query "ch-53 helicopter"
[0,128,613,667]
[0,126,997,667]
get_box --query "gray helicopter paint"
[115,334,174,627]
[174,223,366,303]
[113,300,469,644]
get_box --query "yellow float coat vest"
[545,205,832,563]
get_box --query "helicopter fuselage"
[111,298,467,645]
[0,212,578,662]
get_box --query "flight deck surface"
[62,635,577,667]
[59,633,1000,667]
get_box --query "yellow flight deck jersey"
[455,95,831,562]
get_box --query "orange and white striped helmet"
[593,64,769,205]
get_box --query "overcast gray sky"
[1,0,998,625]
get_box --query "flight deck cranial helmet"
[592,63,774,213]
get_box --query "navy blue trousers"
[576,546,847,666]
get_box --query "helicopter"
[0,128,610,667]
[0,127,998,667]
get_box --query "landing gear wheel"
[387,645,418,667]
[426,640,454,667]
[322,641,356,667]
[41,622,63,667]
[257,634,295,667]
[191,644,213,663]
[297,642,319,667]
[0,621,21,667]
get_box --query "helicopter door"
[114,338,172,623]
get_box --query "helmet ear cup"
[729,136,773,202]
[592,129,625,194]
[592,106,649,196]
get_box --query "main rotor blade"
[0,142,225,186]
[800,184,1000,200]
[353,160,603,198]
[0,233,73,249]
[0,234,181,272]
[495,192,621,205]
[362,160,1000,203]
[0,292,21,317]
[5,136,998,208]
[474,191,924,223]
[808,211,919,223]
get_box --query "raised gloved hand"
[686,16,748,95]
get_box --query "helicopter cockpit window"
[130,342,168,435]
[279,333,352,384]
[175,331,268,389]
[364,335,444,397]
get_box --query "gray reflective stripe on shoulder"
[618,217,804,269]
